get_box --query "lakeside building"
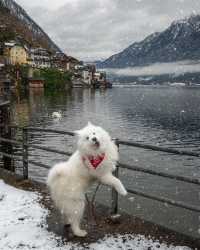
[51,52,70,71]
[82,64,96,86]
[0,63,13,94]
[28,48,51,69]
[0,43,4,56]
[67,56,80,71]
[73,63,111,88]
[0,55,5,68]
[82,69,92,85]
[93,71,106,82]
[4,41,27,65]
[28,78,44,88]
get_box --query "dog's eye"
[86,136,89,140]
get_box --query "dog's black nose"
[92,137,97,142]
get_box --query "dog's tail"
[46,162,66,187]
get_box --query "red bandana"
[83,154,105,169]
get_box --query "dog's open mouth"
[93,141,100,148]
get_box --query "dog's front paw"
[74,229,87,237]
[120,189,128,196]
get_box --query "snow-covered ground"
[0,180,191,250]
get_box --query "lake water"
[10,86,200,239]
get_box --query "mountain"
[100,15,200,68]
[0,0,61,52]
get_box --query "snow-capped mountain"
[100,15,200,68]
[0,0,61,52]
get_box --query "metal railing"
[0,125,200,216]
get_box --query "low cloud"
[106,61,200,76]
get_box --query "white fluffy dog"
[47,122,127,237]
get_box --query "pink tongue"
[89,154,105,169]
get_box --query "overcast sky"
[15,0,200,61]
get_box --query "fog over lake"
[105,60,200,77]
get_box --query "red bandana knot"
[83,153,105,169]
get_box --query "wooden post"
[111,164,119,214]
[22,128,28,179]
[0,101,14,171]
[111,139,119,214]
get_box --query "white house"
[82,70,93,85]
[28,48,51,68]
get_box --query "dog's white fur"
[47,122,127,237]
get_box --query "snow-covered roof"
[4,42,16,47]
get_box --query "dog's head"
[74,122,111,156]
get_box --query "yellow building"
[10,45,27,65]
[4,43,27,65]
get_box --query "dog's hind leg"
[100,173,127,196]
[63,215,70,228]
[68,199,87,237]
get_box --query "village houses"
[0,40,78,72]
[0,40,110,89]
